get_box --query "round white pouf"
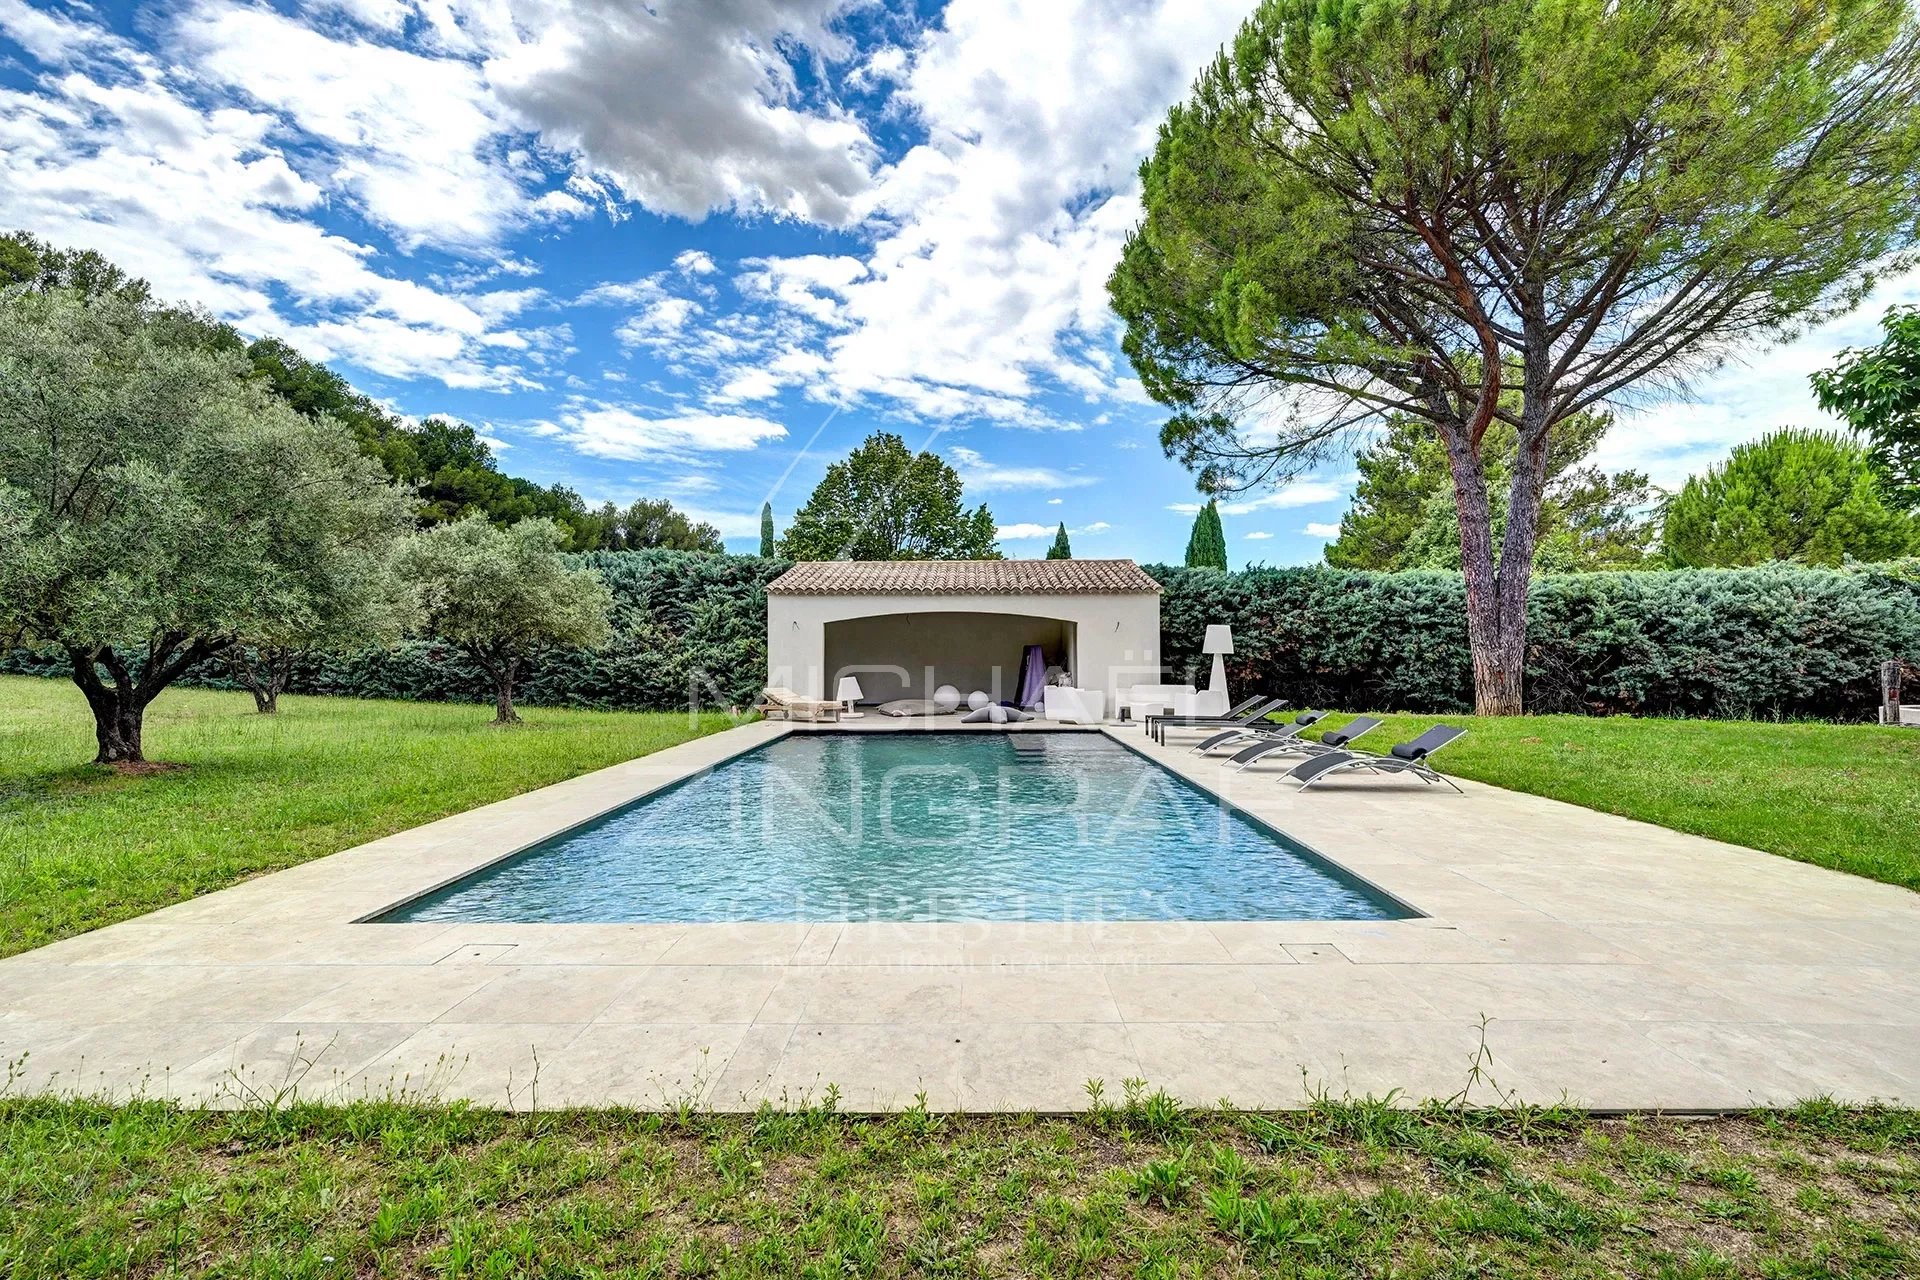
[966,690,991,711]
[932,684,962,713]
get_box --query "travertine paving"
[3,718,1916,1111]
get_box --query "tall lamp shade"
[1201,625,1233,695]
[836,675,865,719]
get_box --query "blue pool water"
[380,733,1412,924]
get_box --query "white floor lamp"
[1203,624,1232,699]
[836,675,865,719]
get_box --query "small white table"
[1042,687,1106,724]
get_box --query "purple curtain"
[1015,644,1046,709]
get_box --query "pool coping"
[4,717,1918,1112]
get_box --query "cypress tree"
[759,502,775,557]
[1185,500,1228,570]
[1046,522,1072,559]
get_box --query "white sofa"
[1123,683,1194,722]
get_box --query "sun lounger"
[1147,696,1289,743]
[1228,715,1381,771]
[1191,711,1325,755]
[1284,725,1469,792]
[756,686,842,722]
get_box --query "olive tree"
[1111,0,1920,713]
[397,515,613,724]
[0,288,416,763]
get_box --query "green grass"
[0,675,735,958]
[0,1090,1912,1277]
[1324,711,1920,891]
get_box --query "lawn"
[0,1090,1913,1278]
[0,675,735,959]
[1344,711,1920,892]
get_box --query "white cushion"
[1174,689,1230,717]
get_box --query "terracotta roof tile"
[766,559,1163,596]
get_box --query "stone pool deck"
[3,719,1916,1112]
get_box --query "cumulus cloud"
[1301,523,1341,538]
[171,1,554,250]
[706,0,1251,421]
[1245,530,1275,540]
[481,0,878,224]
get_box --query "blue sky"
[3,0,1914,565]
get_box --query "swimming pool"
[379,732,1414,924]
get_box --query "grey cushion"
[879,699,948,717]
[962,705,1035,724]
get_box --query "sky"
[2,0,1915,566]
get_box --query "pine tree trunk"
[1439,430,1518,714]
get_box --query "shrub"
[1153,562,1920,720]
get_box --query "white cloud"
[711,0,1251,421]
[1047,497,1063,505]
[555,405,789,459]
[1301,523,1341,538]
[997,518,1108,539]
[675,249,718,276]
[481,0,878,224]
[0,39,554,389]
[172,1,559,251]
[949,446,1098,492]
[614,296,700,347]
[1168,480,1349,516]
[1245,530,1274,540]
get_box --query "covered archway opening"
[825,611,1076,708]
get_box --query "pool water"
[380,733,1412,924]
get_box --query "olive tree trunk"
[227,646,299,714]
[66,635,228,765]
[469,647,524,725]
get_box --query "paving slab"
[3,717,1916,1111]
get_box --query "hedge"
[6,556,1917,721]
[1152,561,1920,720]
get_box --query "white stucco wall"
[767,591,1162,714]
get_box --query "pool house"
[764,559,1165,717]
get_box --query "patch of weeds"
[1119,1079,1191,1142]
[1126,1152,1194,1208]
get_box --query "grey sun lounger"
[1228,715,1381,771]
[1284,724,1469,792]
[1147,696,1289,744]
[1191,711,1325,755]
